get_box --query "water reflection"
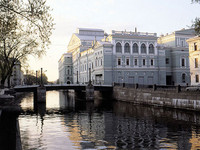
[18,90,200,149]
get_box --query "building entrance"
[166,76,172,85]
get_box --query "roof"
[77,28,104,32]
[175,28,196,35]
[186,36,200,42]
[74,33,104,41]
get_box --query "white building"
[59,28,195,86]
[157,28,196,85]
[58,53,73,84]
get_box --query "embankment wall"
[113,86,200,111]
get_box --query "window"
[118,58,121,66]
[181,58,185,67]
[134,59,138,66]
[195,58,198,68]
[196,75,199,83]
[181,41,184,47]
[166,58,169,64]
[133,43,138,53]
[182,74,186,83]
[143,59,146,66]
[101,59,103,66]
[149,44,154,54]
[126,58,129,66]
[116,42,122,53]
[194,43,198,51]
[124,43,130,53]
[67,69,70,75]
[150,59,154,66]
[141,44,146,54]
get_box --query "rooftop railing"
[112,30,157,37]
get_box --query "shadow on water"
[0,112,18,150]
[18,90,200,149]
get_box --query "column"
[147,42,149,55]
[130,41,133,54]
[138,41,141,55]
[122,41,124,54]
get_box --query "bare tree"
[0,0,54,88]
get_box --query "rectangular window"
[166,58,169,64]
[181,58,185,67]
[118,58,121,66]
[151,59,154,66]
[194,43,198,51]
[143,59,146,66]
[195,58,198,68]
[126,58,129,66]
[196,75,199,83]
[134,59,138,66]
[101,59,103,66]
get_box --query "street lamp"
[36,71,38,85]
[40,68,47,87]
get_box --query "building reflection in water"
[19,90,200,149]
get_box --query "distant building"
[4,61,24,87]
[58,53,73,84]
[59,28,195,86]
[11,61,24,86]
[187,36,200,86]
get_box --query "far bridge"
[14,84,113,102]
[14,84,113,92]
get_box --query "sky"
[28,0,200,82]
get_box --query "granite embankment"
[113,86,200,111]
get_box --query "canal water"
[18,90,200,150]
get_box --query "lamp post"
[76,71,79,84]
[40,68,47,87]
[40,68,43,87]
[36,71,38,85]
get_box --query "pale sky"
[28,0,200,81]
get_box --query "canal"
[18,90,200,149]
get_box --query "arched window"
[181,58,185,67]
[182,73,186,83]
[149,44,154,54]
[141,43,146,54]
[124,43,130,53]
[196,74,199,83]
[132,43,138,53]
[116,42,122,53]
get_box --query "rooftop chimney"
[135,27,137,33]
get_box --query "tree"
[192,0,200,3]
[0,0,54,88]
[192,0,200,36]
[24,69,48,85]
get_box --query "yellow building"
[187,36,200,85]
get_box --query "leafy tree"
[0,0,54,88]
[192,0,200,36]
[24,69,48,85]
[192,0,200,3]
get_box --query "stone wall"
[113,86,200,111]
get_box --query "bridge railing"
[113,82,188,92]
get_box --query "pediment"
[67,34,81,51]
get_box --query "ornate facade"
[59,28,195,86]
